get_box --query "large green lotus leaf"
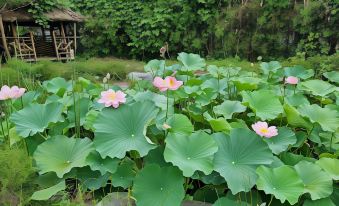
[42,77,71,95]
[200,78,228,94]
[86,151,119,175]
[193,186,224,203]
[280,152,316,166]
[13,91,39,109]
[284,104,313,130]
[203,112,232,133]
[166,114,193,135]
[144,59,165,76]
[260,61,282,74]
[195,88,218,106]
[213,129,273,194]
[93,101,158,159]
[324,71,339,84]
[303,198,336,206]
[111,159,136,189]
[221,67,242,77]
[133,164,185,206]
[144,146,170,167]
[210,118,231,132]
[298,104,339,132]
[75,166,110,190]
[207,65,223,78]
[133,91,174,111]
[241,90,283,120]
[192,171,225,185]
[256,165,304,205]
[83,110,99,131]
[10,102,64,137]
[294,161,333,200]
[33,135,93,177]
[316,158,339,180]
[264,127,297,154]
[299,80,337,97]
[213,100,246,119]
[285,93,310,107]
[164,131,218,177]
[231,76,263,91]
[177,52,206,71]
[184,85,200,95]
[213,193,252,206]
[284,65,314,79]
[31,181,65,200]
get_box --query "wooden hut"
[0,5,84,62]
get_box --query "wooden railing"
[6,32,37,62]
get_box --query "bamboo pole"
[0,15,10,59]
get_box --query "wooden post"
[73,23,77,55]
[52,30,59,61]
[29,32,37,61]
[0,15,10,59]
[10,22,21,59]
[41,26,46,40]
[60,22,66,43]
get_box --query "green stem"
[165,90,169,121]
[20,97,24,109]
[23,139,29,156]
[268,194,274,206]
[330,133,333,152]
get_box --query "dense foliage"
[0,0,72,26]
[72,0,338,60]
[1,53,338,205]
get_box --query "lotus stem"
[165,90,169,121]
[268,194,274,206]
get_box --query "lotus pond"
[0,53,339,206]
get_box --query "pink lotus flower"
[285,76,299,85]
[251,121,278,138]
[153,77,169,92]
[153,76,183,92]
[0,85,26,100]
[165,76,183,90]
[98,89,126,108]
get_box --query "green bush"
[73,0,338,60]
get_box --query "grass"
[1,53,338,86]
[0,57,145,85]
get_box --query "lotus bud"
[106,73,111,80]
[0,112,5,118]
[162,123,171,130]
[251,63,254,67]
[103,77,108,84]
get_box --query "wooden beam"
[29,32,37,61]
[60,22,66,38]
[0,15,10,59]
[10,22,21,59]
[52,30,60,61]
[73,23,77,55]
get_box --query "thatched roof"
[0,5,85,23]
